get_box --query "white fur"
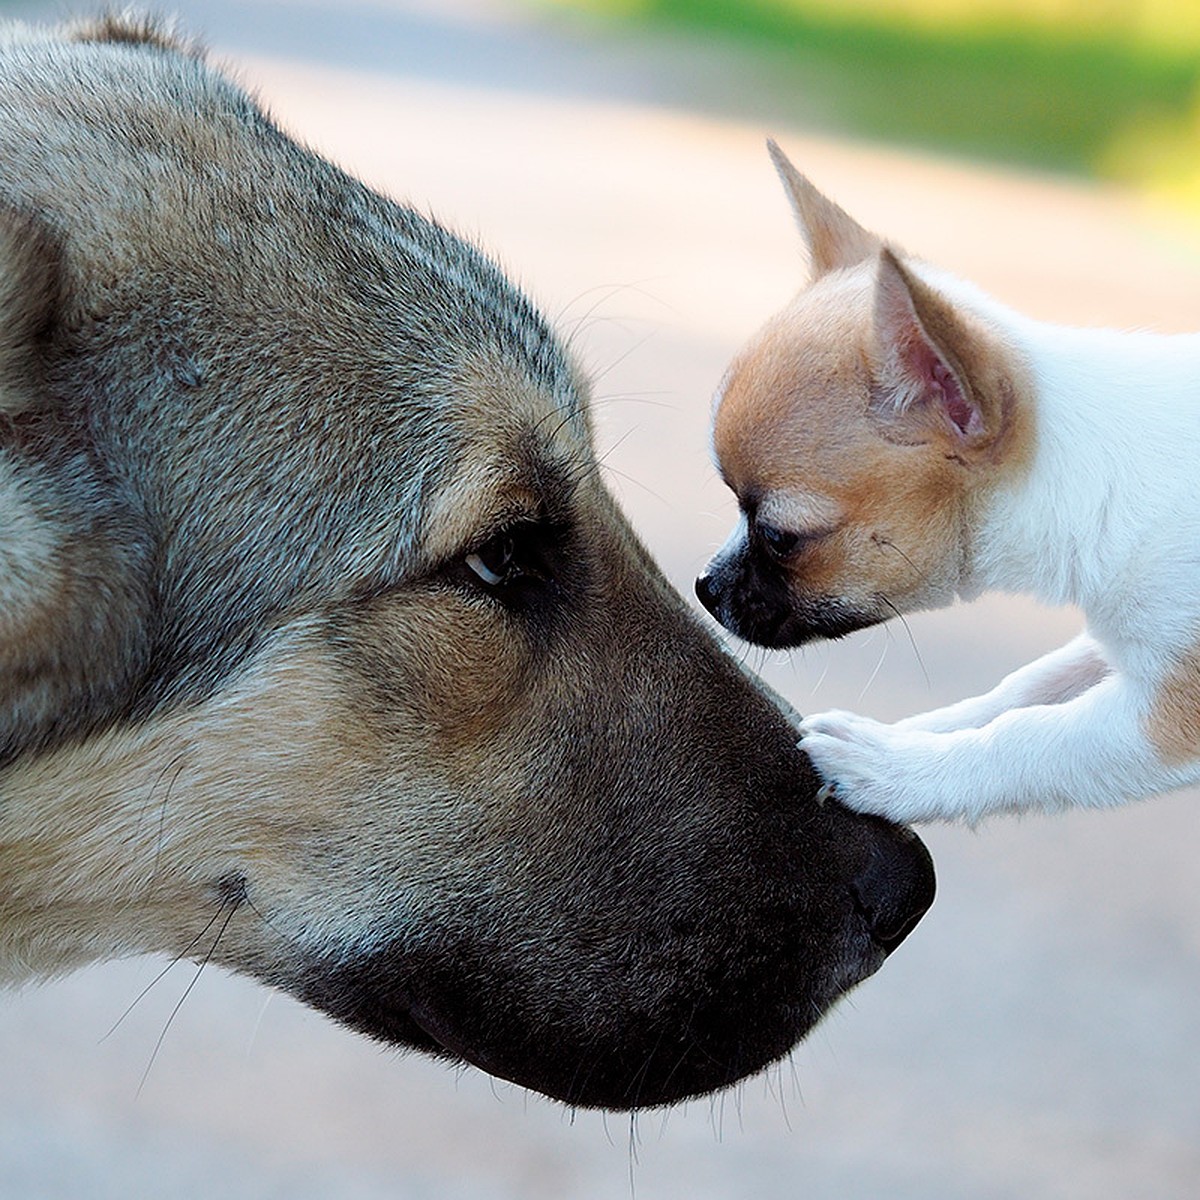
[801,274,1200,823]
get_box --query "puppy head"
[697,143,1032,648]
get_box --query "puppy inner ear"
[870,247,985,444]
[766,139,881,277]
[0,206,61,415]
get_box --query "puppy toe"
[799,730,861,786]
[798,709,857,741]
[799,728,905,819]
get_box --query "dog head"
[697,142,1034,648]
[0,26,934,1109]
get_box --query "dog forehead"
[422,351,593,560]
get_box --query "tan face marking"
[1148,639,1200,766]
[757,490,844,539]
[713,256,1036,619]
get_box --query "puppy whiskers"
[859,625,893,701]
[879,594,931,691]
[872,536,932,689]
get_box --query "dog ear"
[767,140,881,277]
[869,247,990,447]
[0,206,61,415]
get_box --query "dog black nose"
[694,572,718,615]
[850,818,936,953]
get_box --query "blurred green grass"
[538,0,1200,203]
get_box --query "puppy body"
[700,143,1200,823]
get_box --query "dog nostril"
[850,825,936,953]
[695,572,718,614]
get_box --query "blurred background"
[1,0,1198,1196]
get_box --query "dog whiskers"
[554,280,659,351]
[555,279,675,362]
[129,749,188,876]
[99,901,229,1044]
[588,390,676,412]
[627,1109,642,1199]
[598,462,670,508]
[555,283,628,348]
[562,428,667,506]
[134,890,243,1098]
[151,752,188,885]
[587,326,659,390]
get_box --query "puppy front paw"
[797,709,895,812]
[798,710,946,824]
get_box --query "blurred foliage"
[539,0,1200,203]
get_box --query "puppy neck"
[959,290,1200,613]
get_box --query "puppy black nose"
[850,819,936,953]
[694,572,718,615]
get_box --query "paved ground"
[2,1,1199,1197]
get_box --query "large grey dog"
[0,15,934,1109]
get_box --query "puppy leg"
[797,633,1108,805]
[894,632,1109,734]
[801,670,1197,823]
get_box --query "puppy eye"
[466,532,516,587]
[758,524,801,559]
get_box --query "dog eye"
[758,524,801,559]
[453,519,568,613]
[466,532,517,587]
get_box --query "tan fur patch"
[0,626,378,973]
[1148,640,1200,766]
[767,141,882,278]
[0,608,534,975]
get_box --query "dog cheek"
[152,626,522,962]
[330,589,539,773]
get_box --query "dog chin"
[281,922,899,1111]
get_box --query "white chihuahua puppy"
[696,141,1200,824]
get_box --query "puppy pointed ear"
[0,206,61,415]
[767,140,881,277]
[870,247,989,446]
